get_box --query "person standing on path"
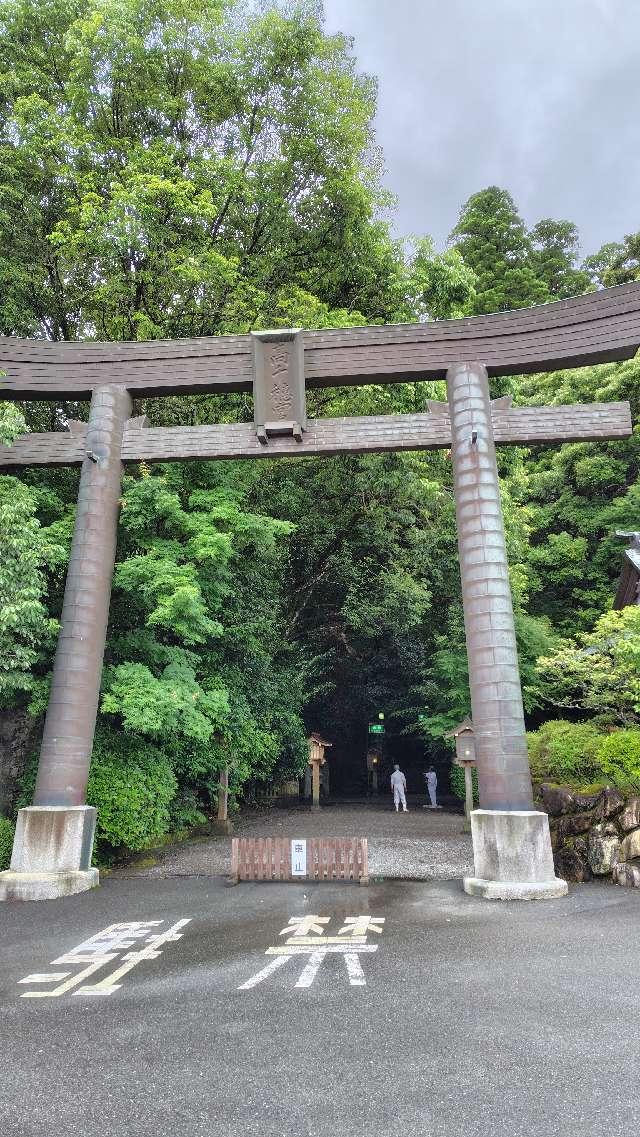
[390,765,408,812]
[425,766,438,808]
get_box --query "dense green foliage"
[594,731,640,793]
[0,0,638,851]
[527,719,640,795]
[87,731,179,852]
[527,720,604,784]
[449,764,478,808]
[0,816,14,870]
[536,607,640,726]
[0,476,62,702]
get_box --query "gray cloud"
[323,0,640,256]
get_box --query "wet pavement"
[116,799,474,881]
[1,875,639,1137]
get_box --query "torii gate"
[1,283,639,901]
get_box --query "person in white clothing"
[390,765,408,812]
[425,766,438,807]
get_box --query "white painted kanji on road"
[17,919,191,998]
[238,916,385,990]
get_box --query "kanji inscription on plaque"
[251,328,306,442]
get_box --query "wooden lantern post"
[446,717,477,822]
[307,733,332,812]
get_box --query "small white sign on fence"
[291,839,307,876]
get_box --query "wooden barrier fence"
[230,837,369,885]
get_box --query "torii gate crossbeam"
[1,282,639,902]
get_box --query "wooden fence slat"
[229,836,368,884]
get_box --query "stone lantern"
[307,733,332,812]
[445,717,476,821]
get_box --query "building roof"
[444,716,474,739]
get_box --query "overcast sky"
[322,0,640,257]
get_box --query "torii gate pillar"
[447,362,566,899]
[0,385,131,901]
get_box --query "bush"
[87,732,178,854]
[449,763,478,807]
[527,719,602,783]
[594,730,640,793]
[0,817,14,870]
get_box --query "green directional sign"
[368,723,385,735]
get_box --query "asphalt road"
[1,876,638,1137]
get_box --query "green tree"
[0,403,26,445]
[450,186,549,314]
[529,218,592,299]
[599,232,640,287]
[0,0,412,340]
[99,463,307,810]
[0,477,62,702]
[583,241,626,288]
[536,606,640,727]
[518,355,640,633]
[407,237,476,320]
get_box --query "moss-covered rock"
[587,824,621,875]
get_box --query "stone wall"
[540,783,640,887]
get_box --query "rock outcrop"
[619,798,640,833]
[587,824,620,875]
[541,783,640,887]
[619,827,640,863]
[612,861,640,888]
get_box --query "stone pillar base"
[10,804,97,872]
[463,809,568,901]
[1,805,98,902]
[0,868,99,901]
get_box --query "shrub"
[449,763,478,807]
[0,817,14,870]
[87,732,178,854]
[527,719,602,783]
[594,730,640,793]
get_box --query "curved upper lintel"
[0,282,639,400]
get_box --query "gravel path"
[113,799,474,881]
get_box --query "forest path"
[113,800,474,882]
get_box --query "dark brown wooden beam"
[0,283,639,399]
[0,401,631,467]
